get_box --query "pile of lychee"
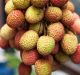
[0,0,80,75]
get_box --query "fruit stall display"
[0,0,80,75]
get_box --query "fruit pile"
[0,0,80,75]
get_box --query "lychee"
[31,0,48,8]
[0,24,16,40]
[12,0,30,9]
[61,10,75,27]
[73,12,80,20]
[37,36,55,55]
[7,10,25,28]
[61,34,78,55]
[71,19,80,35]
[15,30,26,50]
[18,62,32,75]
[22,50,39,65]
[45,6,62,22]
[5,0,16,14]
[25,6,44,24]
[71,44,80,64]
[48,22,64,42]
[35,59,52,75]
[50,0,68,7]
[19,30,39,50]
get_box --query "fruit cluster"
[0,0,80,75]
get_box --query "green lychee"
[5,0,16,14]
[48,22,65,42]
[61,34,78,55]
[45,6,62,22]
[37,36,55,55]
[25,6,44,24]
[19,30,39,50]
[12,0,30,9]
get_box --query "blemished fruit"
[62,10,75,27]
[0,36,8,48]
[52,43,59,54]
[25,6,44,24]
[61,34,78,55]
[18,62,32,75]
[0,24,16,40]
[22,50,39,65]
[29,22,43,35]
[31,0,48,8]
[15,30,26,50]
[63,1,75,12]
[45,6,62,22]
[7,10,25,28]
[12,0,30,9]
[71,19,80,35]
[5,0,16,14]
[20,30,39,50]
[73,13,80,20]
[37,36,55,55]
[55,52,69,63]
[50,0,68,7]
[71,44,80,64]
[48,22,64,42]
[35,59,52,75]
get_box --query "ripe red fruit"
[7,10,25,28]
[22,50,39,65]
[18,62,32,75]
[71,44,80,64]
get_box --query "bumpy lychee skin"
[55,52,69,63]
[0,37,8,48]
[63,1,75,12]
[15,30,26,50]
[61,34,78,55]
[12,0,30,9]
[37,36,55,55]
[22,50,39,65]
[71,44,80,64]
[71,19,80,35]
[18,62,32,75]
[45,6,62,22]
[48,22,64,42]
[35,59,52,75]
[29,22,43,35]
[61,10,74,27]
[50,0,68,7]
[5,0,16,14]
[7,10,25,29]
[31,0,48,8]
[25,6,44,24]
[0,24,16,40]
[52,43,59,54]
[20,30,39,50]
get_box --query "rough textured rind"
[37,36,55,55]
[61,34,78,55]
[45,6,62,22]
[7,10,25,28]
[5,0,16,14]
[71,44,80,64]
[20,30,39,50]
[12,0,30,9]
[0,24,16,40]
[25,6,44,24]
[48,22,64,42]
[22,50,39,65]
[35,59,52,75]
[31,0,48,8]
[50,0,68,7]
[18,62,32,75]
